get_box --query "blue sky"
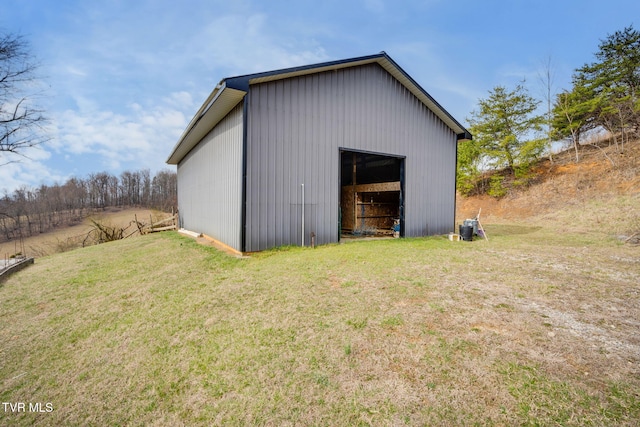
[1,0,637,192]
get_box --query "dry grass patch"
[1,215,639,425]
[0,207,171,258]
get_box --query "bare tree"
[537,55,556,163]
[151,170,177,211]
[553,90,585,163]
[0,169,177,244]
[141,169,151,207]
[0,32,48,165]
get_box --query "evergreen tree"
[462,84,544,196]
[555,25,640,154]
[456,138,483,195]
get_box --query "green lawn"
[1,221,639,425]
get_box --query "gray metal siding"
[177,102,244,251]
[245,63,457,252]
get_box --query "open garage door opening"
[339,149,405,239]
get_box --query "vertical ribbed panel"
[244,63,457,252]
[177,102,244,251]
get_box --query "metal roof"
[167,52,471,165]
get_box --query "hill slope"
[457,138,640,240]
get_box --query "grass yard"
[1,210,639,425]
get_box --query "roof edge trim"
[167,52,472,165]
[166,83,246,164]
[457,131,473,142]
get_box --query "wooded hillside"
[0,169,176,243]
[458,25,640,197]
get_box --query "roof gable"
[167,52,471,165]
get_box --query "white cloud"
[2,5,334,193]
[162,91,195,110]
[65,65,87,77]
[0,88,195,193]
[191,13,330,76]
[363,0,385,14]
[0,148,65,194]
[43,91,193,179]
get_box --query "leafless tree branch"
[0,32,49,163]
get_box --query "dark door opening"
[339,150,404,238]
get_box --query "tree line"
[1,32,177,243]
[0,169,176,243]
[458,25,640,197]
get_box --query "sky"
[1,0,638,193]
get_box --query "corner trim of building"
[240,95,249,253]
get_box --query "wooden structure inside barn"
[340,151,402,236]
